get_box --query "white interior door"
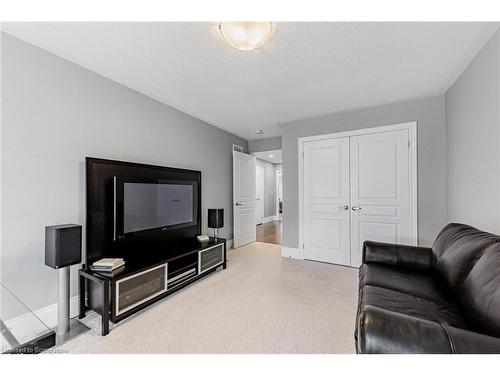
[256,167,264,224]
[349,129,411,267]
[303,137,351,265]
[233,151,256,248]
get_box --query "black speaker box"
[45,224,82,269]
[208,209,224,229]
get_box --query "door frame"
[298,121,418,260]
[275,169,282,218]
[255,165,265,224]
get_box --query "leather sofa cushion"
[431,223,500,290]
[459,244,500,337]
[359,285,468,329]
[359,263,447,302]
[356,262,446,344]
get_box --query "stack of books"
[90,258,125,276]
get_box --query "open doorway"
[276,167,282,220]
[251,150,282,245]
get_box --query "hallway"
[256,220,282,245]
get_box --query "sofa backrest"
[432,223,500,290]
[459,244,500,337]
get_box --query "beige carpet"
[58,242,358,354]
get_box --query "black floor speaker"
[45,224,82,269]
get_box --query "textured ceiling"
[3,22,498,140]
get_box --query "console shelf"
[79,237,226,335]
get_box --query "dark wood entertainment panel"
[82,158,227,335]
[79,238,226,335]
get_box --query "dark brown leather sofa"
[355,223,500,353]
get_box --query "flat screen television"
[113,176,199,240]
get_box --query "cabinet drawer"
[115,263,168,317]
[198,244,224,274]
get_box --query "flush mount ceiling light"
[255,129,264,135]
[218,22,273,51]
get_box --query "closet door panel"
[303,138,351,265]
[349,130,411,267]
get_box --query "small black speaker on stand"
[45,224,89,343]
[208,209,224,241]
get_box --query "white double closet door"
[303,128,414,267]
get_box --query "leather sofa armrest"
[357,305,500,354]
[446,326,500,354]
[362,241,432,271]
[358,305,453,354]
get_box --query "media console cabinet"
[78,237,226,335]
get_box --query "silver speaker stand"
[55,266,89,346]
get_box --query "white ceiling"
[252,150,282,164]
[3,22,498,140]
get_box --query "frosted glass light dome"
[218,22,273,51]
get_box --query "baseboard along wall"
[4,295,80,343]
[281,246,303,260]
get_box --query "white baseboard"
[4,295,80,342]
[281,246,303,260]
[261,216,276,224]
[226,238,233,249]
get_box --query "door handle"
[351,206,362,211]
[339,205,349,211]
[235,202,243,206]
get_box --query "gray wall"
[256,159,277,218]
[279,95,447,249]
[248,136,282,153]
[445,29,500,233]
[0,33,247,312]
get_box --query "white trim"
[255,165,265,225]
[281,246,303,260]
[275,169,283,218]
[409,123,418,246]
[298,122,417,144]
[232,149,237,247]
[298,121,419,261]
[3,295,80,343]
[261,215,275,224]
